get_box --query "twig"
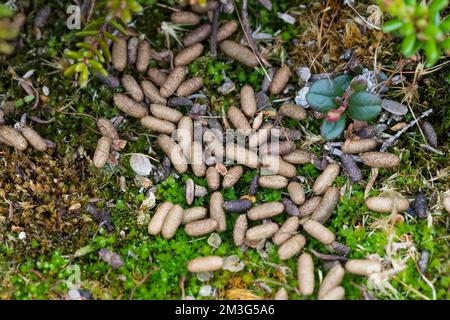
[234,0,272,77]
[210,4,221,57]
[380,109,433,152]
[129,268,158,300]
[310,249,348,262]
[420,144,444,155]
[346,1,381,31]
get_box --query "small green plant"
[380,0,450,67]
[63,0,143,88]
[0,4,25,55]
[306,75,382,140]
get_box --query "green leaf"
[348,92,382,121]
[24,95,35,103]
[429,0,448,15]
[0,4,13,18]
[321,116,346,141]
[306,79,343,112]
[400,21,414,36]
[73,244,97,258]
[334,75,352,90]
[440,16,450,33]
[75,30,99,37]
[424,40,441,67]
[400,34,416,58]
[382,19,403,33]
[350,78,368,92]
[15,99,24,107]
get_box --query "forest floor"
[0,0,449,300]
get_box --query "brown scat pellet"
[281,197,300,216]
[341,152,363,183]
[240,85,257,118]
[177,116,193,161]
[311,187,340,224]
[185,178,195,206]
[170,11,201,25]
[161,204,184,239]
[271,126,302,141]
[191,0,219,13]
[421,121,438,148]
[187,256,223,273]
[278,234,306,260]
[203,129,224,163]
[272,216,300,245]
[297,253,315,296]
[127,37,139,66]
[148,202,174,235]
[225,144,258,168]
[223,165,244,188]
[174,43,204,67]
[274,288,289,300]
[150,104,183,123]
[279,103,307,121]
[141,116,176,134]
[318,264,345,299]
[185,218,218,236]
[160,67,188,98]
[312,163,340,195]
[365,196,409,213]
[345,259,382,276]
[233,214,248,246]
[341,138,377,154]
[216,20,238,42]
[283,150,312,165]
[288,182,305,205]
[299,196,322,217]
[228,106,252,133]
[191,141,206,177]
[248,125,273,149]
[113,93,148,118]
[93,136,111,168]
[260,154,297,178]
[147,68,168,86]
[259,140,296,156]
[183,23,212,47]
[258,175,288,189]
[247,202,284,221]
[245,222,279,242]
[210,191,226,232]
[269,65,291,95]
[112,37,127,71]
[219,40,259,68]
[223,199,253,213]
[141,80,167,105]
[0,126,28,151]
[157,134,188,173]
[176,77,204,97]
[97,118,119,140]
[136,40,152,73]
[443,194,450,214]
[319,286,345,300]
[248,176,259,196]
[19,125,47,152]
[302,220,335,245]
[360,152,400,168]
[122,75,144,102]
[413,190,427,219]
[206,166,221,190]
[183,207,208,224]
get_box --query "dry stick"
[346,1,381,31]
[210,4,221,57]
[380,108,433,152]
[241,0,271,67]
[233,0,272,81]
[364,168,379,198]
[310,249,348,262]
